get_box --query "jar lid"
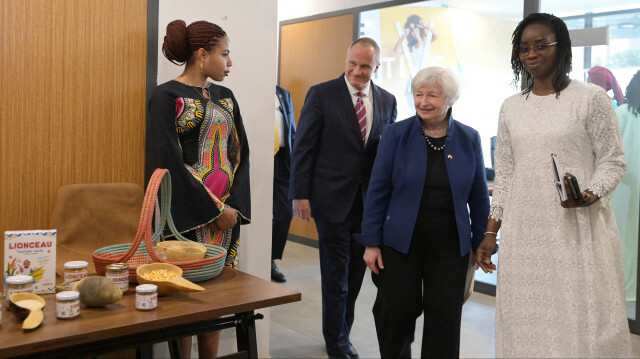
[136,284,157,293]
[106,263,129,270]
[64,261,89,269]
[56,291,80,300]
[5,274,35,285]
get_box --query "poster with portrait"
[362,4,518,137]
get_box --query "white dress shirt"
[344,76,373,144]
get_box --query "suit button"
[386,216,391,220]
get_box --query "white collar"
[344,75,372,98]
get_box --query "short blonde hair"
[411,67,460,104]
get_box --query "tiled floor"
[270,241,640,358]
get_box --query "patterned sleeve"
[145,85,224,235]
[489,103,514,222]
[225,90,251,224]
[585,89,626,199]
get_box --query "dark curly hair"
[510,13,572,97]
[404,15,426,49]
[625,70,640,117]
[162,20,227,65]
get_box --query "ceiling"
[406,0,639,19]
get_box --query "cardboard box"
[4,230,57,294]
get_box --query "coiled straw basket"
[93,168,226,283]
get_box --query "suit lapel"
[277,93,289,146]
[335,76,363,142]
[409,115,428,185]
[365,83,383,150]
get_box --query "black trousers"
[272,150,292,260]
[315,190,367,356]
[372,215,469,358]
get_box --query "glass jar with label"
[106,263,129,293]
[135,284,158,311]
[5,275,35,303]
[63,261,89,282]
[56,291,80,319]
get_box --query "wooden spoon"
[9,293,46,330]
[136,263,204,296]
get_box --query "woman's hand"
[209,221,220,232]
[363,246,384,275]
[212,206,237,231]
[476,234,497,273]
[561,180,599,208]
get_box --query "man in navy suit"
[272,85,296,282]
[289,37,397,359]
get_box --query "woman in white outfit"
[475,13,632,358]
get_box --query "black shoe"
[271,260,286,282]
[349,344,359,359]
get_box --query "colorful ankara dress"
[145,80,251,268]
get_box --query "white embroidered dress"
[491,81,632,358]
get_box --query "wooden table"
[0,268,301,358]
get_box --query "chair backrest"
[51,183,144,278]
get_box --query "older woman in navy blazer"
[355,67,490,358]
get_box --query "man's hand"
[293,199,312,221]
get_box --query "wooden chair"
[50,183,144,278]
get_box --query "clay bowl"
[136,263,204,296]
[9,293,46,330]
[156,241,207,262]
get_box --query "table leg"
[137,344,153,359]
[235,311,263,358]
[169,338,182,359]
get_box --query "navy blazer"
[289,75,397,223]
[355,114,490,256]
[276,85,296,168]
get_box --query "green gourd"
[72,276,123,307]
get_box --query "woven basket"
[92,168,226,283]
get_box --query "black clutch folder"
[564,172,581,200]
[551,154,568,201]
[551,154,582,201]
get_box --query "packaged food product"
[135,284,157,311]
[56,290,80,319]
[106,263,129,293]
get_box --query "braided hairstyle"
[625,70,640,117]
[510,13,572,97]
[162,20,227,65]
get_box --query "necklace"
[420,126,445,151]
[532,88,556,96]
[194,85,211,101]
[175,78,211,101]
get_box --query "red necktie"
[355,92,367,143]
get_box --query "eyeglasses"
[519,42,557,55]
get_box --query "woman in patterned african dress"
[145,19,250,358]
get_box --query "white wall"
[157,0,278,356]
[278,0,387,21]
